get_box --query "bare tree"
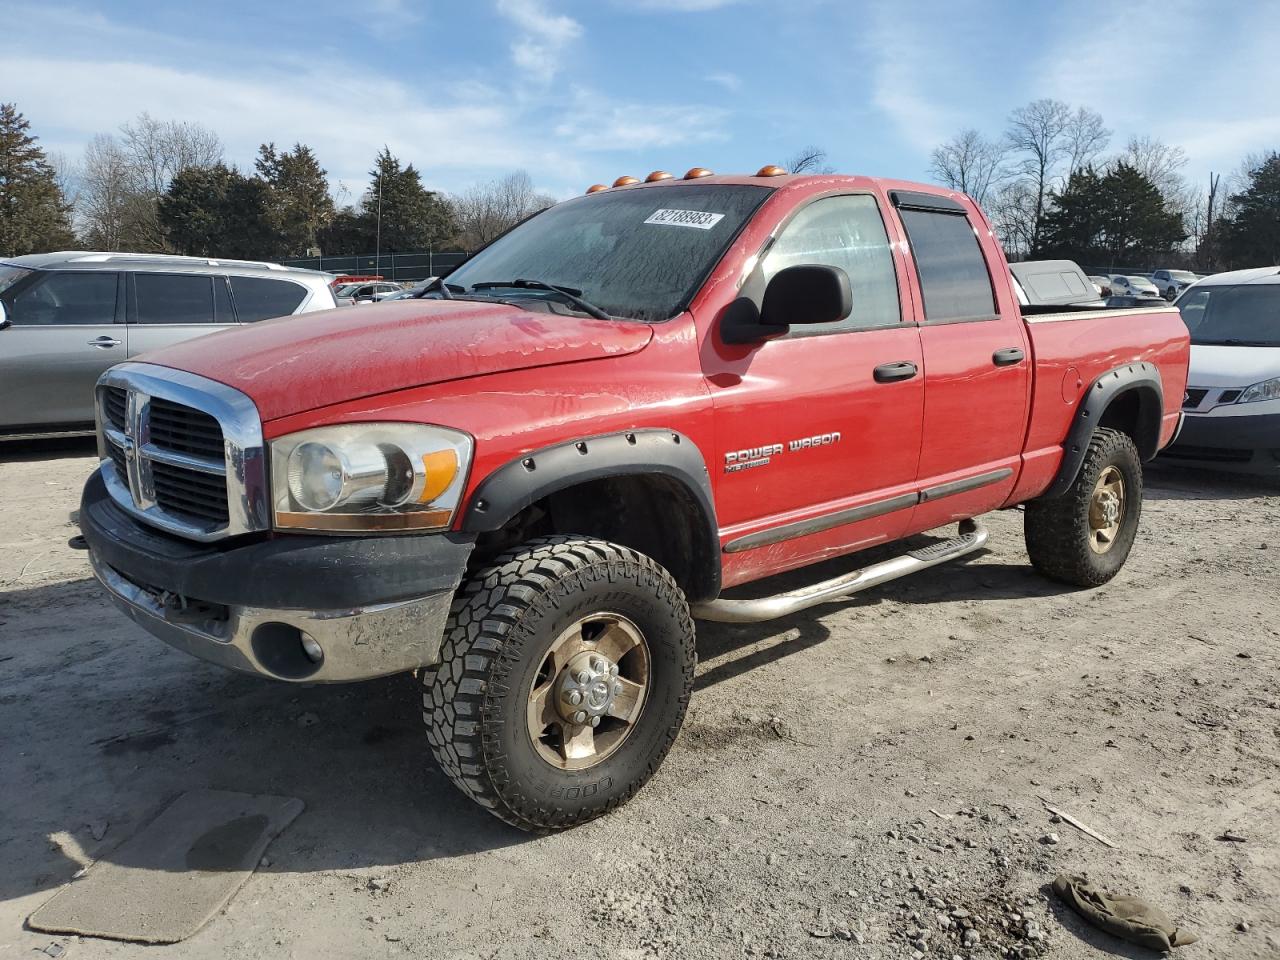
[119,112,223,198]
[929,129,1006,206]
[78,133,135,249]
[1120,135,1188,200]
[450,171,555,251]
[784,145,833,175]
[1004,98,1073,252]
[1063,106,1110,181]
[989,180,1039,259]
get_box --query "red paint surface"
[141,173,1191,591]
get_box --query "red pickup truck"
[78,167,1189,832]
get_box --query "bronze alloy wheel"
[526,612,652,771]
[1088,465,1126,554]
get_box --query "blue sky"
[4,0,1279,202]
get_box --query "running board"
[692,519,988,624]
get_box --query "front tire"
[1024,427,1143,587]
[421,536,696,832]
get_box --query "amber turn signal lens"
[613,175,640,187]
[585,183,608,194]
[419,449,459,503]
[755,164,787,177]
[684,167,713,179]
[645,170,673,182]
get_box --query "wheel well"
[473,473,721,603]
[1097,386,1163,460]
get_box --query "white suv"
[1165,267,1280,475]
[1152,269,1199,300]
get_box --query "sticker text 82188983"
[643,209,726,230]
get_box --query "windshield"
[444,183,772,322]
[1169,271,1196,281]
[0,264,34,297]
[1177,283,1280,346]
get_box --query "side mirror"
[760,264,852,328]
[0,300,9,330]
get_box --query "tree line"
[0,103,555,260]
[930,98,1279,270]
[3,99,1278,271]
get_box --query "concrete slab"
[28,789,303,944]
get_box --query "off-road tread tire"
[420,535,696,833]
[1024,427,1143,587]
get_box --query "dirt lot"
[2,440,1278,960]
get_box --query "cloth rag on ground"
[1052,874,1199,951]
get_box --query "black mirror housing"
[760,264,852,328]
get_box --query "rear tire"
[1024,427,1143,587]
[421,536,696,832]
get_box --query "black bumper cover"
[79,469,475,609]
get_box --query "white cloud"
[553,93,728,150]
[627,0,746,9]
[495,0,583,86]
[706,71,742,92]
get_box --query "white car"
[1164,267,1280,475]
[1109,275,1162,299]
[1152,269,1199,300]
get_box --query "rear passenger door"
[0,270,123,431]
[125,272,235,357]
[893,193,1030,530]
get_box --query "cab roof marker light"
[613,175,640,187]
[755,164,787,177]
[684,167,714,179]
[585,184,608,194]
[645,171,674,182]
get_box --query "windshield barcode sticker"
[644,209,725,230]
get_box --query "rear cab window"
[133,273,216,325]
[894,194,997,323]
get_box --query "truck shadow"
[0,579,531,909]
[0,436,96,463]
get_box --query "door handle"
[873,361,918,383]
[992,347,1025,366]
[88,336,121,349]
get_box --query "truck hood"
[1189,343,1280,387]
[140,299,654,421]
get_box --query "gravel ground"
[1,439,1277,960]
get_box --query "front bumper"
[1161,410,1280,474]
[80,468,474,682]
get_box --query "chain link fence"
[279,251,468,282]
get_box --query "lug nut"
[564,690,582,705]
[591,657,604,672]
[609,664,619,677]
[590,716,601,728]
[572,710,588,724]
[577,671,591,685]
[613,681,623,696]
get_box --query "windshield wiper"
[417,276,464,300]
[470,279,612,321]
[1195,338,1277,347]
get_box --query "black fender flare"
[1043,361,1164,499]
[461,429,721,596]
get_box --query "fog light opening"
[301,632,324,663]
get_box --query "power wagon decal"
[724,432,842,473]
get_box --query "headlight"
[1238,378,1280,404]
[270,423,472,533]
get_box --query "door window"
[7,271,118,326]
[135,274,216,324]
[229,276,308,322]
[899,209,997,323]
[760,194,901,336]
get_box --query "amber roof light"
[684,167,713,179]
[585,184,608,194]
[755,164,787,177]
[613,175,640,187]
[645,170,674,182]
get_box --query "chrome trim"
[90,552,454,683]
[95,362,269,542]
[1023,306,1173,324]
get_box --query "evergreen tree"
[158,163,274,259]
[359,147,456,252]
[255,142,335,256]
[0,103,75,255]
[1035,166,1107,260]
[1223,153,1280,268]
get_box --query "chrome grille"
[95,363,268,542]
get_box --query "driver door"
[703,193,925,581]
[0,270,124,432]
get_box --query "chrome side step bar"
[692,519,988,624]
